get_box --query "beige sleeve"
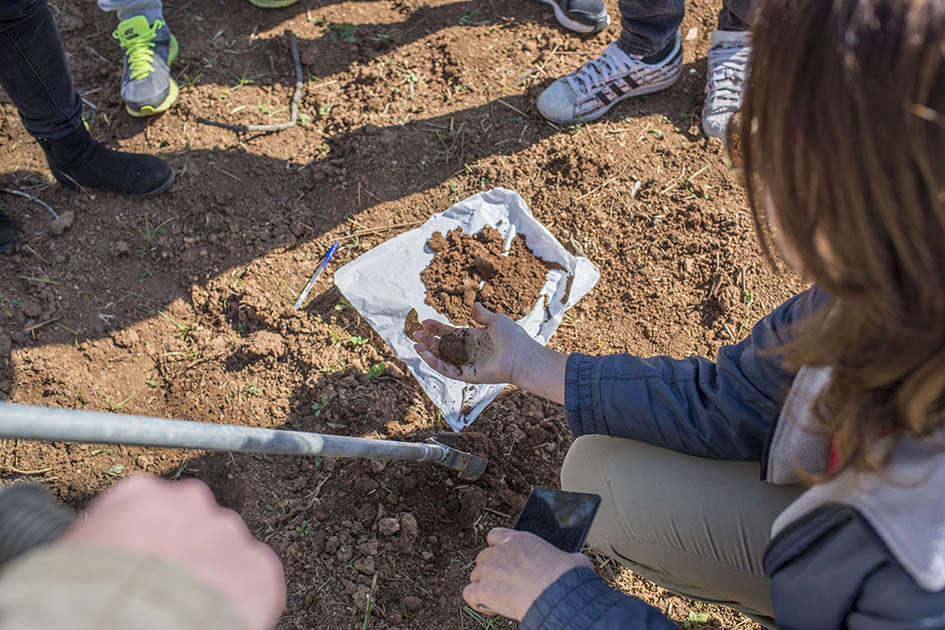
[0,543,248,630]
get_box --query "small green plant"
[329,328,343,345]
[295,520,315,538]
[254,103,287,120]
[108,394,135,411]
[366,362,386,378]
[318,102,333,117]
[298,112,312,127]
[459,9,480,25]
[326,22,356,43]
[179,72,203,88]
[349,335,369,347]
[311,394,330,417]
[683,611,710,628]
[106,464,125,477]
[461,605,498,628]
[369,32,391,43]
[404,70,418,84]
[146,379,159,388]
[227,71,255,93]
[138,215,175,245]
[334,299,352,311]
[648,128,664,139]
[247,379,263,396]
[362,593,373,630]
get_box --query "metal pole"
[0,403,486,479]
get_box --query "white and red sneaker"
[536,34,682,125]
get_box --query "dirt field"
[0,0,804,627]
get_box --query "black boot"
[38,125,174,199]
[0,210,14,253]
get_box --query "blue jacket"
[522,288,945,629]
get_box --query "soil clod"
[404,308,422,339]
[438,329,469,367]
[428,231,448,252]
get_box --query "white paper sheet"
[333,188,600,431]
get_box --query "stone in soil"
[378,517,400,536]
[421,226,557,326]
[49,211,74,236]
[438,329,469,367]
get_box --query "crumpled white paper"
[334,188,600,431]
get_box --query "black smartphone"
[513,488,601,553]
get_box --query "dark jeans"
[617,0,753,57]
[0,0,83,139]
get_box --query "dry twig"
[342,219,426,240]
[1,189,59,219]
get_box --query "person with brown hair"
[413,0,945,627]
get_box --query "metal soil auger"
[0,403,488,480]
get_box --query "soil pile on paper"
[421,226,554,326]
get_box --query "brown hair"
[741,0,945,472]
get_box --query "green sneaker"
[113,15,179,117]
[248,0,299,7]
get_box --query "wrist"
[512,343,568,405]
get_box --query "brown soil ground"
[0,0,804,628]
[422,226,554,326]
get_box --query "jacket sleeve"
[0,483,74,567]
[521,567,678,630]
[564,288,826,461]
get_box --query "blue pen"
[294,241,339,310]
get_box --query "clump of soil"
[428,231,448,252]
[403,308,422,339]
[421,226,555,326]
[438,329,469,367]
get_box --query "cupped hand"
[413,302,541,385]
[463,528,594,621]
[62,475,286,630]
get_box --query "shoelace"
[706,42,750,107]
[113,19,164,81]
[566,43,630,95]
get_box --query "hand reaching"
[62,475,286,630]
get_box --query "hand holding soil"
[413,303,569,405]
[413,302,529,384]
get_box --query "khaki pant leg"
[561,435,804,627]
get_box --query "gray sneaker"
[537,35,682,125]
[533,0,610,34]
[702,30,750,140]
[113,15,179,117]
